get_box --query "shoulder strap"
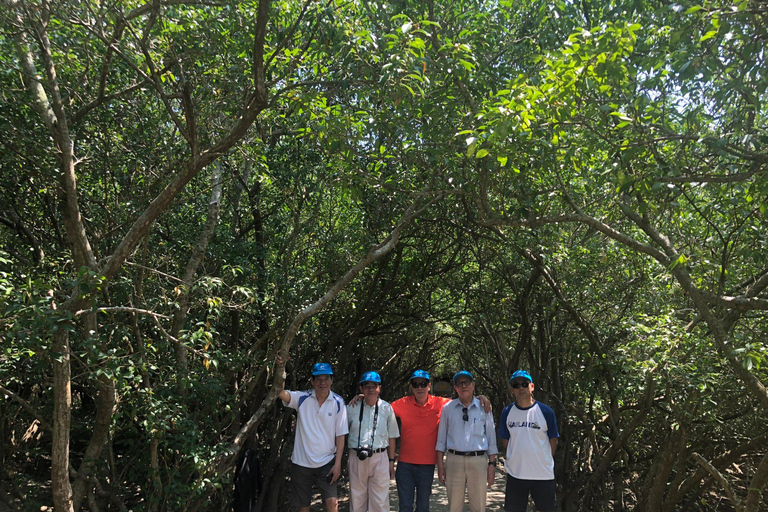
[357,401,379,449]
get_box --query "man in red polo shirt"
[391,370,491,512]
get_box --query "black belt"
[352,447,388,453]
[448,449,486,456]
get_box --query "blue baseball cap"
[453,370,474,383]
[409,370,431,381]
[510,370,533,383]
[312,363,334,376]
[359,371,382,384]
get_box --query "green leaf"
[668,254,689,271]
[458,59,475,71]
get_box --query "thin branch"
[269,79,374,107]
[123,0,228,21]
[96,18,126,99]
[479,211,671,265]
[745,269,768,299]
[692,452,743,512]
[264,0,314,69]
[123,22,191,145]
[699,291,768,312]
[124,261,184,282]
[73,306,171,319]
[149,315,212,361]
[72,79,148,125]
[0,385,52,432]
[653,171,758,184]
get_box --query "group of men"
[276,360,558,512]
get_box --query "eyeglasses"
[313,376,332,383]
[361,383,380,390]
[511,381,530,389]
[411,381,429,388]
[462,406,469,422]
[455,380,473,388]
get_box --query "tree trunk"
[10,1,273,509]
[71,362,116,509]
[643,426,684,512]
[744,451,768,512]
[0,399,5,477]
[583,373,655,508]
[52,328,73,512]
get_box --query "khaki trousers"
[445,451,487,512]
[348,450,390,512]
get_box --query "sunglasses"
[462,406,469,422]
[511,381,530,389]
[411,381,429,388]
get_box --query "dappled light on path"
[331,468,510,511]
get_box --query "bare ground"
[327,468,512,512]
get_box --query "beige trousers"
[348,450,390,512]
[445,451,487,512]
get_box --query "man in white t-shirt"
[278,361,348,512]
[497,370,559,512]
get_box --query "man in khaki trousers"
[436,371,498,512]
[347,371,400,512]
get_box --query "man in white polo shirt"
[278,362,348,512]
[498,370,559,512]
[346,371,399,512]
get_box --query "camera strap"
[356,400,379,450]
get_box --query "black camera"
[357,447,373,460]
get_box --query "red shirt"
[391,395,451,464]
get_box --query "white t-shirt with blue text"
[498,401,558,480]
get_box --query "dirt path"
[332,468,509,511]
[387,469,507,512]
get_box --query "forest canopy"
[1,0,767,510]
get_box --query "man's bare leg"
[324,497,339,512]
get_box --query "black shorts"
[290,459,337,508]
[504,474,556,512]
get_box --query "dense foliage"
[1,0,767,511]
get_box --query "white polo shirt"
[283,390,348,468]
